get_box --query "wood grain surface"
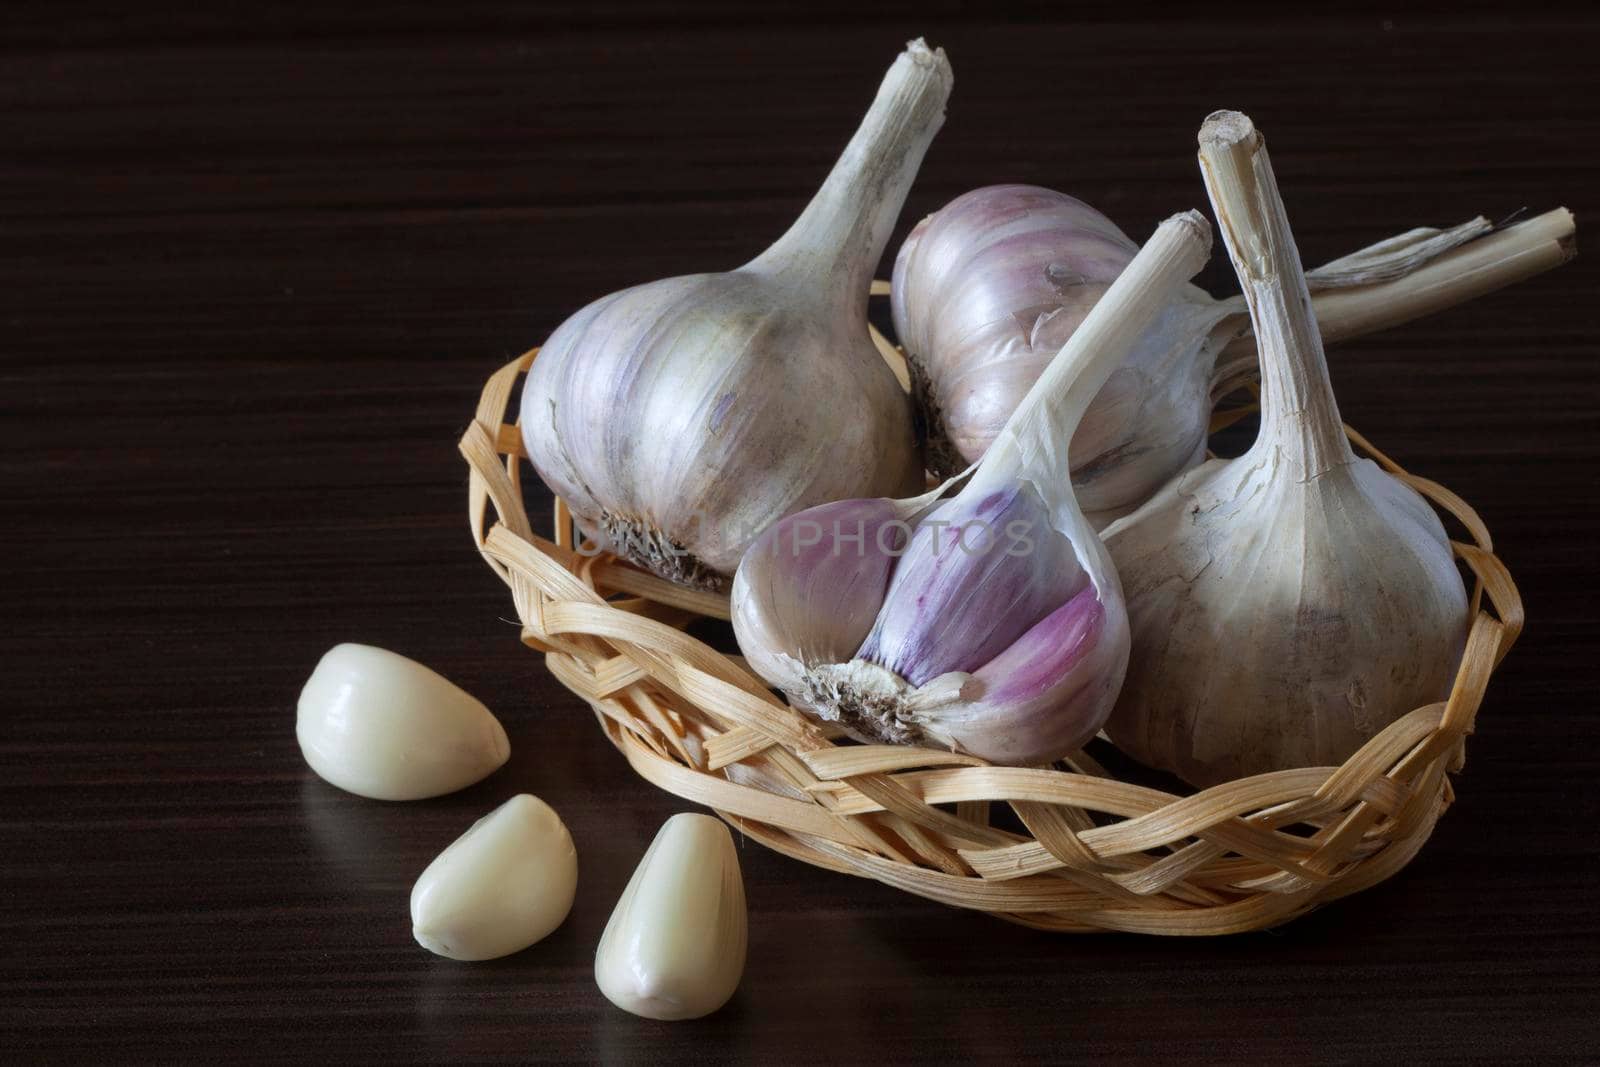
[4,4,1597,1063]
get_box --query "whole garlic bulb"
[894,184,1576,528]
[519,40,952,590]
[891,185,1232,523]
[1101,112,1471,788]
[733,212,1213,765]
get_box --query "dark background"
[4,3,1597,1063]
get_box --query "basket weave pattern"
[460,344,1523,935]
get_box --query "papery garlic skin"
[296,644,510,801]
[410,794,578,961]
[1105,457,1467,786]
[891,185,1234,523]
[521,41,952,590]
[1101,111,1470,788]
[594,814,747,1021]
[735,213,1213,766]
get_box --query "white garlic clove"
[854,481,1086,685]
[594,813,747,1021]
[410,794,578,961]
[296,643,510,801]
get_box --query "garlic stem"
[1213,206,1577,385]
[744,38,952,312]
[1199,112,1351,480]
[973,210,1213,498]
[1305,217,1492,289]
[1302,206,1576,345]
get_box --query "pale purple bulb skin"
[974,585,1103,705]
[855,481,1087,686]
[891,185,1138,470]
[948,585,1117,764]
[732,496,908,673]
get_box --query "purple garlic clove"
[855,481,1086,685]
[730,497,910,699]
[925,585,1121,764]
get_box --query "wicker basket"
[459,322,1523,936]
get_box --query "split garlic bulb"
[1101,112,1471,788]
[519,40,952,590]
[410,794,578,961]
[296,643,510,801]
[733,212,1213,765]
[594,814,747,1021]
[894,184,1577,528]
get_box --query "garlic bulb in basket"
[894,184,1576,527]
[891,186,1229,521]
[519,40,952,590]
[733,211,1213,765]
[1101,112,1471,788]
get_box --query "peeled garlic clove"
[594,813,747,1021]
[410,794,578,961]
[296,643,509,801]
[735,213,1213,765]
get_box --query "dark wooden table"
[6,5,1597,1063]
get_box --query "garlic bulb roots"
[1101,112,1471,788]
[520,40,952,590]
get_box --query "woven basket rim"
[459,310,1523,936]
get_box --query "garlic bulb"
[296,643,510,801]
[594,814,747,1021]
[1101,112,1471,788]
[892,186,1230,524]
[411,794,578,961]
[894,184,1575,527]
[733,212,1213,765]
[519,40,952,590]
